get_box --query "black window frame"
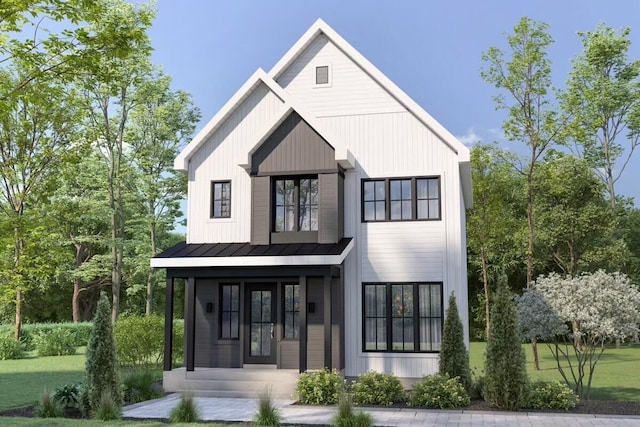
[272,176,319,233]
[219,283,240,340]
[362,282,443,353]
[283,282,300,340]
[210,180,231,218]
[361,176,441,222]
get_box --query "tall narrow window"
[211,181,231,218]
[390,179,412,220]
[283,283,300,339]
[417,178,440,220]
[363,284,387,350]
[220,284,239,339]
[363,180,386,221]
[274,177,318,232]
[391,284,414,350]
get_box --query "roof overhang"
[151,238,354,269]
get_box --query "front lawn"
[469,341,640,401]
[0,349,86,411]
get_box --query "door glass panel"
[250,290,272,357]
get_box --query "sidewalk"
[123,394,640,426]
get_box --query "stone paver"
[122,394,640,426]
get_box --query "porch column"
[185,277,196,371]
[299,276,307,373]
[323,274,332,370]
[163,277,174,371]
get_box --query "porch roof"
[150,238,353,268]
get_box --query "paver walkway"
[123,394,640,426]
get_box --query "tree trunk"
[14,287,22,341]
[480,248,491,340]
[146,211,157,315]
[531,337,540,370]
[526,173,535,288]
[72,279,81,323]
[13,222,23,341]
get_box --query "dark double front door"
[244,283,277,364]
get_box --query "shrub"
[254,389,281,426]
[408,374,470,409]
[123,369,163,404]
[0,331,24,360]
[82,292,122,415]
[169,392,201,423]
[33,328,77,356]
[295,368,346,405]
[484,281,529,410]
[527,381,578,410]
[115,315,184,367]
[332,394,373,427]
[439,292,471,392]
[469,370,485,400]
[36,388,63,418]
[53,383,82,409]
[1,322,93,351]
[351,371,404,406]
[92,391,121,421]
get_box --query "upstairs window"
[211,181,231,218]
[362,177,440,222]
[315,65,330,85]
[274,177,318,232]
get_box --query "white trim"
[150,238,355,268]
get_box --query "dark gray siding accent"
[306,277,325,370]
[252,113,336,175]
[251,176,270,245]
[338,174,344,239]
[318,174,337,244]
[279,341,300,369]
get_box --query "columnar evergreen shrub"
[408,374,470,408]
[295,368,346,405]
[351,371,404,406]
[484,283,529,410]
[439,292,471,392]
[82,292,122,415]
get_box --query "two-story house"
[152,19,472,397]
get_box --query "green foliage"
[332,394,373,427]
[0,322,92,351]
[33,328,77,356]
[527,381,578,410]
[169,392,201,423]
[92,391,121,421]
[408,374,470,409]
[0,332,25,360]
[470,370,486,400]
[351,371,404,406]
[53,383,82,410]
[36,388,63,418]
[484,283,529,410]
[122,370,163,404]
[439,293,471,392]
[114,315,183,367]
[82,293,122,415]
[254,389,281,427]
[295,369,346,405]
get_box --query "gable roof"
[175,19,472,208]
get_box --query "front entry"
[244,283,277,364]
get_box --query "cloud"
[456,128,482,147]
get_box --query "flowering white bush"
[521,270,640,398]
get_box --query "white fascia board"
[151,238,355,269]
[174,69,285,172]
[268,19,470,164]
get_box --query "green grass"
[0,419,229,426]
[0,349,86,411]
[470,341,640,401]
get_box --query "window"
[283,283,300,339]
[220,284,239,339]
[315,65,329,85]
[211,181,231,218]
[362,177,440,222]
[274,177,318,232]
[363,282,442,352]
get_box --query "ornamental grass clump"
[332,394,373,427]
[36,388,63,418]
[439,292,471,393]
[169,392,201,423]
[92,391,121,421]
[254,388,281,426]
[351,371,404,406]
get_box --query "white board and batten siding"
[187,83,288,244]
[279,36,469,379]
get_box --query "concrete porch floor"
[123,394,640,426]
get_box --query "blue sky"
[146,0,640,207]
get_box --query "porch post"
[299,276,307,373]
[185,277,196,371]
[163,276,174,371]
[323,273,332,370]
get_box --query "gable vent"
[315,65,329,85]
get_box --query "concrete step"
[188,389,295,399]
[184,368,299,382]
